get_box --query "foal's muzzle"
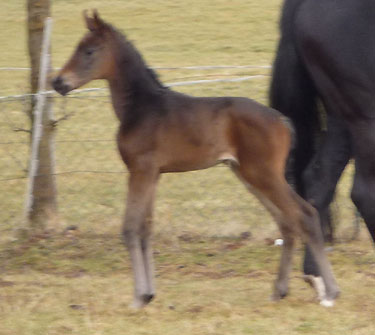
[52,76,72,96]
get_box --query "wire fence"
[0,65,270,179]
[0,65,360,240]
[0,65,277,234]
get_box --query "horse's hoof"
[272,281,289,301]
[303,275,339,306]
[320,299,335,307]
[303,275,326,301]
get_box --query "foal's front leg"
[140,192,156,301]
[122,170,159,308]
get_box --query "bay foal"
[53,11,339,308]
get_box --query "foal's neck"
[107,35,166,124]
[108,75,129,121]
[108,69,165,126]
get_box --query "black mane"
[107,24,166,91]
[105,23,169,129]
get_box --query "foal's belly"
[158,147,237,173]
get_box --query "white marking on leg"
[313,276,326,301]
[274,238,284,246]
[304,275,327,301]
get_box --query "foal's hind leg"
[232,164,339,304]
[231,165,297,299]
[122,170,159,308]
[273,233,295,300]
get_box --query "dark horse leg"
[270,5,351,300]
[350,121,375,243]
[301,115,351,297]
[293,0,375,246]
[271,0,374,302]
[303,116,351,242]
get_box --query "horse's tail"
[270,0,320,196]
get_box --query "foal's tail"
[269,0,320,196]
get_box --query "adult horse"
[270,0,375,296]
[53,11,338,308]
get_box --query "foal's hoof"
[142,293,155,303]
[271,290,288,301]
[129,294,155,309]
[271,282,289,301]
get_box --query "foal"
[53,11,339,308]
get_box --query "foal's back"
[130,90,291,174]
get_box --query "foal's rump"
[228,97,292,173]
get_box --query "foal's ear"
[83,9,105,32]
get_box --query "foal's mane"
[104,22,166,92]
[98,20,169,128]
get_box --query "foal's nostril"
[52,76,71,96]
[52,76,62,90]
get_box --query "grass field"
[0,1,374,334]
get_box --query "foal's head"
[53,10,116,95]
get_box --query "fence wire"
[0,68,267,227]
[0,67,360,240]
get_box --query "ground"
[0,1,374,334]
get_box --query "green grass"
[0,237,374,335]
[0,0,374,334]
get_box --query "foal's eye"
[85,48,95,56]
